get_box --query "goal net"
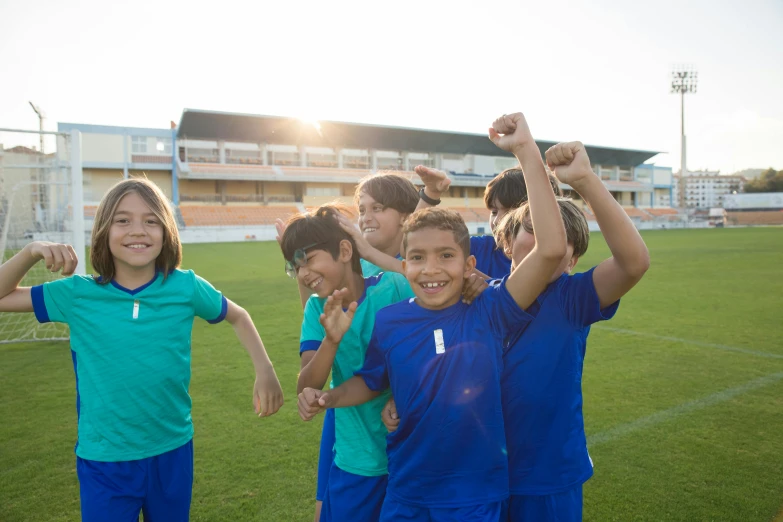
[0,129,85,343]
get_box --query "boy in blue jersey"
[281,204,415,522]
[415,165,561,280]
[298,112,568,522]
[493,141,650,521]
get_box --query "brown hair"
[495,197,589,258]
[91,178,182,283]
[402,208,470,259]
[280,203,362,275]
[354,172,419,215]
[483,167,562,210]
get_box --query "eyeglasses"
[284,242,324,279]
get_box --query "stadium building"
[45,109,676,240]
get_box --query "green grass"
[1,228,782,521]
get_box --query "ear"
[464,254,476,276]
[338,239,354,263]
[401,258,407,273]
[565,256,579,274]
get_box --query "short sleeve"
[34,277,75,324]
[475,279,534,339]
[354,326,389,392]
[192,273,227,324]
[386,272,415,301]
[558,267,620,328]
[300,295,326,348]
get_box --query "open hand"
[319,288,358,344]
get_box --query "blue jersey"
[502,267,619,495]
[357,281,532,508]
[470,235,511,279]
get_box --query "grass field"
[1,227,782,521]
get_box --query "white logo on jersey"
[434,329,445,354]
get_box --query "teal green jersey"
[31,269,227,462]
[300,271,414,476]
[360,254,403,278]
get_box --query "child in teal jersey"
[0,178,283,522]
[281,204,414,522]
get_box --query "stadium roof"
[177,109,662,167]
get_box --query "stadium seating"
[727,210,783,226]
[178,205,299,227]
[624,207,652,220]
[646,208,678,217]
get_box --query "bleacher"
[178,205,299,227]
[624,207,652,221]
[727,210,783,226]
[647,208,679,218]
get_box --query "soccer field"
[1,227,782,521]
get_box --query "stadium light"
[671,65,697,185]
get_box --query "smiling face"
[358,191,406,257]
[293,241,354,299]
[403,227,475,310]
[108,191,164,280]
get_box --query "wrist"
[568,172,600,194]
[420,187,441,205]
[511,141,539,159]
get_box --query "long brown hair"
[91,178,182,283]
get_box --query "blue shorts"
[76,439,194,522]
[321,462,387,522]
[502,484,583,522]
[316,408,336,501]
[381,497,502,522]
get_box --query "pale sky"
[1,0,781,173]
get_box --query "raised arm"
[413,165,452,211]
[297,289,357,393]
[336,214,404,274]
[546,142,650,308]
[489,113,567,310]
[0,242,77,313]
[225,299,284,417]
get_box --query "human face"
[507,229,576,282]
[294,243,352,299]
[488,199,511,233]
[403,228,474,310]
[109,191,164,280]
[358,192,406,257]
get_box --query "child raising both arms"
[0,178,283,522]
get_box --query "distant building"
[672,170,744,209]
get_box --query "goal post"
[0,127,85,343]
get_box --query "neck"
[378,233,404,258]
[341,270,366,303]
[113,264,157,290]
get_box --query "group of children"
[0,110,649,522]
[288,112,649,522]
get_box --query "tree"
[744,168,783,193]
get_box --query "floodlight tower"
[28,101,45,153]
[671,66,697,182]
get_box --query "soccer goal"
[0,128,85,343]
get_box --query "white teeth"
[309,278,323,289]
[423,282,446,288]
[127,244,147,249]
[364,228,377,233]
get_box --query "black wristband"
[419,187,441,206]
